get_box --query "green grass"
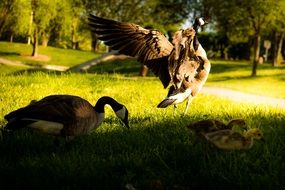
[89,59,285,98]
[0,41,98,67]
[1,41,285,98]
[207,60,285,99]
[1,42,285,189]
[0,71,285,189]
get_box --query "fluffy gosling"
[187,119,247,136]
[204,128,264,150]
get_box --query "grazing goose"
[88,15,210,113]
[204,128,264,150]
[187,119,247,136]
[4,95,129,140]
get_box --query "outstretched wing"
[88,14,174,87]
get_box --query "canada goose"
[187,119,247,136]
[88,15,210,111]
[204,128,264,150]
[4,95,129,140]
[157,18,210,114]
[157,54,210,114]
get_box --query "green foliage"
[85,0,192,32]
[4,0,31,36]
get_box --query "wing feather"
[88,14,174,87]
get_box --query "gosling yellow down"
[204,128,264,150]
[187,119,247,136]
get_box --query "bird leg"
[183,96,192,115]
[173,104,178,116]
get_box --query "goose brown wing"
[88,14,174,87]
[4,95,94,126]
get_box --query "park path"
[0,57,68,71]
[201,86,285,110]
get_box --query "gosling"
[204,128,264,150]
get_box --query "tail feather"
[157,98,176,108]
[5,119,36,131]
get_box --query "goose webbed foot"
[173,104,178,116]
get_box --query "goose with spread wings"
[88,15,210,113]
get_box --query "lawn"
[0,42,285,189]
[89,59,285,99]
[0,41,99,67]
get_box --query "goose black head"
[95,96,130,129]
[193,17,208,30]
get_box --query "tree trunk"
[251,34,261,77]
[42,32,49,47]
[32,27,38,57]
[10,34,13,43]
[273,32,284,67]
[91,32,98,52]
[139,65,149,77]
[27,11,33,45]
[71,23,77,49]
[220,44,227,59]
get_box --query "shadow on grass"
[7,68,65,76]
[0,52,20,56]
[0,112,284,190]
[6,59,144,77]
[87,59,153,76]
[209,62,252,74]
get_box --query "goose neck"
[94,96,123,113]
[93,96,123,127]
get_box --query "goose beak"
[123,121,130,129]
[123,110,130,129]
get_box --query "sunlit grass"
[1,42,285,98]
[0,71,284,189]
[207,60,285,98]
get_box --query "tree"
[202,0,279,76]
[271,0,285,66]
[7,0,31,42]
[0,0,16,38]
[30,0,58,56]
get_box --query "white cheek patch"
[199,18,205,26]
[115,107,126,120]
[25,119,64,135]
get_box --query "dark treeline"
[0,0,284,75]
